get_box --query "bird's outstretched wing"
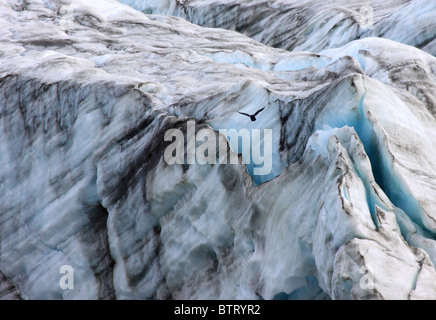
[254,107,265,116]
[238,111,251,117]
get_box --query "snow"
[1,0,436,300]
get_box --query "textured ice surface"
[120,0,436,56]
[1,0,436,300]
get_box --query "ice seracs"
[1,0,436,300]
[120,0,436,56]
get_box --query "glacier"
[120,0,436,56]
[1,0,436,300]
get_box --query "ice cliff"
[2,0,436,299]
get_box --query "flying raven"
[237,107,265,121]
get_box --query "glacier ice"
[1,0,436,300]
[120,0,436,56]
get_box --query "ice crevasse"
[1,0,436,300]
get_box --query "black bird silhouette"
[238,107,265,121]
